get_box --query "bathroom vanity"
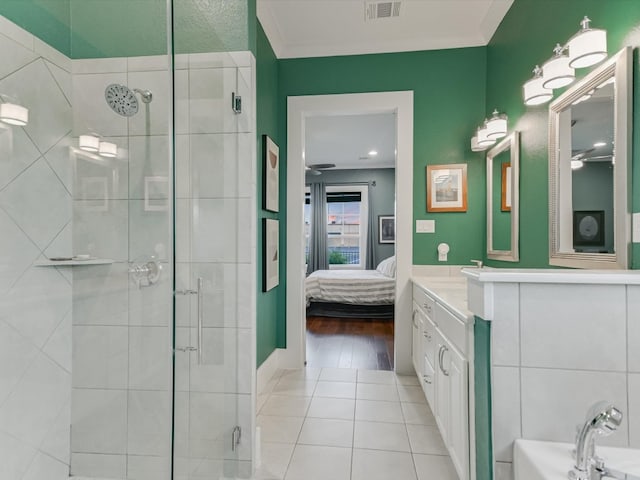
[463,268,640,480]
[411,275,474,480]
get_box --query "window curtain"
[308,182,328,273]
[366,182,375,270]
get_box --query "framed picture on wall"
[501,162,512,212]
[263,135,279,212]
[573,210,604,247]
[379,215,395,243]
[426,163,468,212]
[263,218,279,291]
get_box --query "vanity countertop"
[461,267,640,285]
[411,275,472,322]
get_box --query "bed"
[305,256,396,318]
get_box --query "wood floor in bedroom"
[305,317,394,371]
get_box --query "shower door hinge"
[231,425,242,451]
[231,92,242,114]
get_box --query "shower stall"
[0,1,256,479]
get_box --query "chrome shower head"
[104,84,153,117]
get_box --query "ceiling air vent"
[365,1,401,21]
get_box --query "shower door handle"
[196,277,203,365]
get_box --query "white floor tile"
[413,453,458,480]
[353,421,410,452]
[314,381,356,399]
[279,368,321,381]
[357,369,397,385]
[352,448,417,480]
[272,378,317,397]
[406,424,448,455]
[397,384,427,403]
[257,415,304,444]
[401,402,436,425]
[356,383,400,402]
[320,368,357,383]
[306,397,355,420]
[254,442,295,480]
[355,399,404,423]
[297,417,353,448]
[284,445,351,480]
[260,395,312,417]
[396,374,420,386]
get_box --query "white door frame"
[283,91,414,374]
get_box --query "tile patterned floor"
[255,367,458,480]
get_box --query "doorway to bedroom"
[303,113,397,370]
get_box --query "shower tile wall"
[0,16,73,480]
[173,50,256,480]
[70,56,174,480]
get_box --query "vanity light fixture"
[542,44,575,89]
[593,141,607,148]
[79,134,100,152]
[571,159,584,170]
[523,66,553,106]
[485,109,508,140]
[0,101,29,126]
[368,150,378,156]
[476,121,496,148]
[98,141,118,158]
[568,17,607,69]
[523,16,607,106]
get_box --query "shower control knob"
[129,255,162,288]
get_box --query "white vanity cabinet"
[412,279,472,480]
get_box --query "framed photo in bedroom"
[426,163,468,212]
[263,135,279,212]
[379,215,395,243]
[263,218,279,291]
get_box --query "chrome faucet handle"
[470,259,483,268]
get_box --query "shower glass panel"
[0,1,254,480]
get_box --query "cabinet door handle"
[412,310,417,327]
[423,374,432,385]
[438,345,450,377]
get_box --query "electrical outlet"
[416,220,435,233]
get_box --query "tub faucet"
[569,401,623,480]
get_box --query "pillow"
[376,255,396,278]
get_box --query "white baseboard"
[257,348,283,395]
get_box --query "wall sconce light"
[485,109,508,140]
[0,101,29,126]
[523,16,607,106]
[98,141,118,158]
[542,44,575,89]
[476,120,496,149]
[523,66,553,106]
[79,134,100,152]
[567,16,607,68]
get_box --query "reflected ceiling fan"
[305,163,336,176]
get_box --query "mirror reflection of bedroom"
[304,113,397,370]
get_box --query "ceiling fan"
[305,163,336,176]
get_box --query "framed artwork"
[573,210,604,247]
[263,218,279,291]
[379,215,395,244]
[501,162,512,212]
[263,135,279,212]
[426,163,468,212]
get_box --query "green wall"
[0,0,256,59]
[256,21,282,367]
[485,0,640,268]
[0,0,71,56]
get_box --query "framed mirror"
[549,47,632,269]
[487,131,519,262]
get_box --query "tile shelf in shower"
[35,258,115,267]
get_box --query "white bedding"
[305,269,395,305]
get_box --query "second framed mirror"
[487,131,519,262]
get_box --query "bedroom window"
[326,185,368,270]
